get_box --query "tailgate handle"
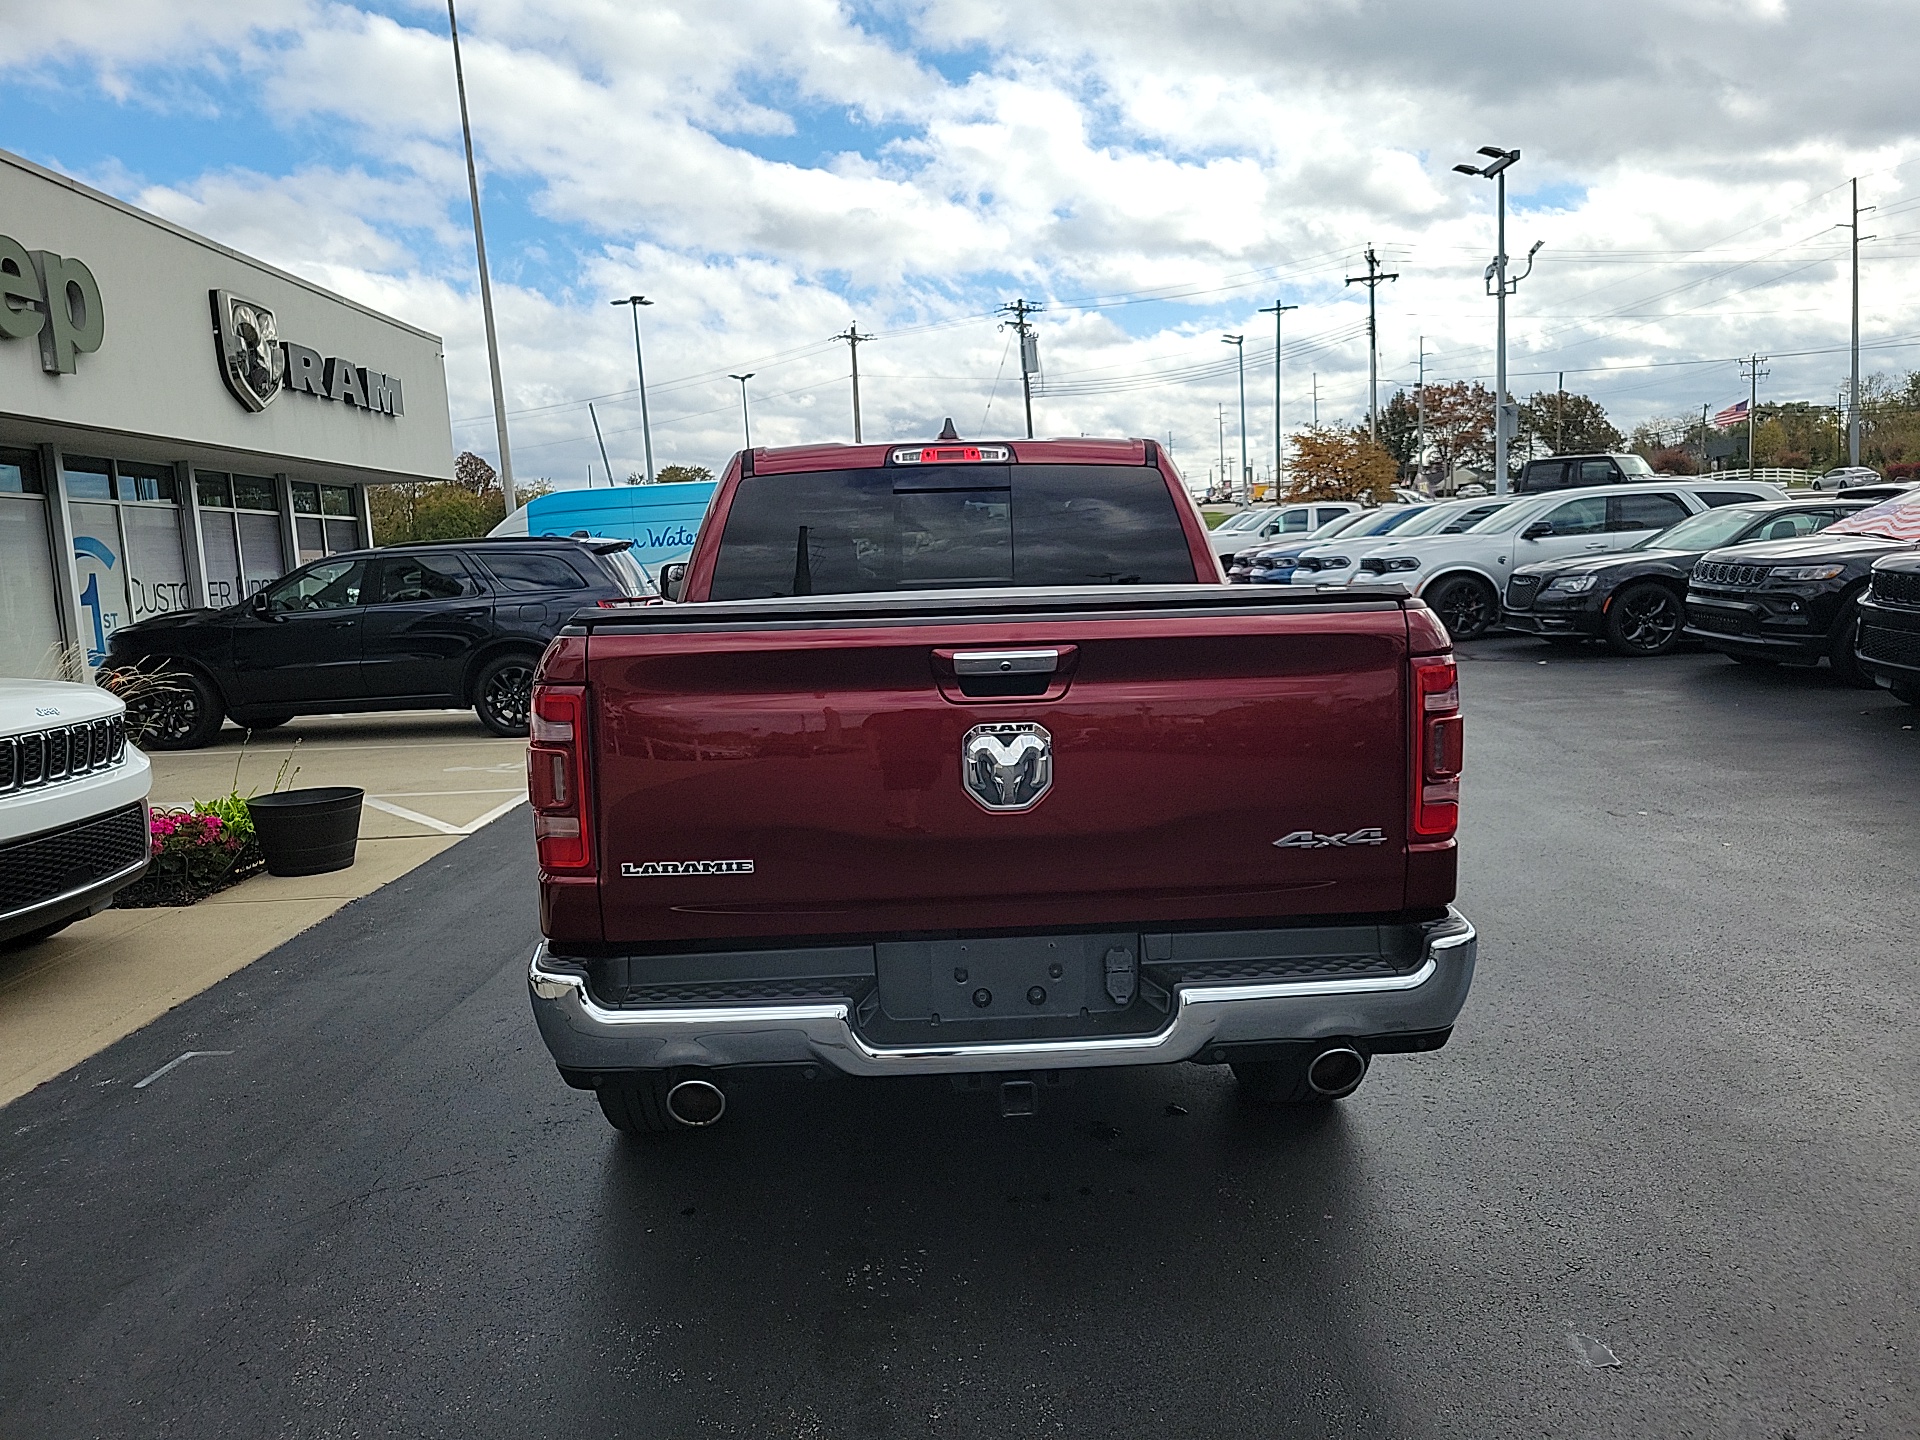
[950,649,1061,676]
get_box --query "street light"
[1452,146,1542,495]
[729,373,755,451]
[446,0,515,512]
[1222,333,1248,503]
[609,296,656,483]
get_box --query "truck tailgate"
[585,595,1412,945]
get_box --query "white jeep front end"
[0,679,152,946]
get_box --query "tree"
[368,451,550,545]
[1516,390,1622,456]
[632,463,715,485]
[1419,381,1496,477]
[1284,427,1398,504]
[1379,389,1420,473]
[453,450,498,494]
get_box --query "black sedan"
[1684,517,1920,684]
[1503,500,1867,656]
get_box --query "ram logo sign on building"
[212,289,403,417]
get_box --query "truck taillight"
[1410,655,1461,840]
[529,684,593,872]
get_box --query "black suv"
[1513,452,1660,493]
[1504,499,1867,656]
[1683,513,1919,685]
[1856,553,1920,704]
[107,537,652,748]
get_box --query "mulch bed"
[114,846,267,909]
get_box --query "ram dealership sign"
[212,289,404,417]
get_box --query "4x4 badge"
[1273,828,1387,849]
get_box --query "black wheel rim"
[1437,583,1494,637]
[483,663,533,730]
[1617,589,1680,652]
[130,688,202,745]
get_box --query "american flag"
[1826,491,1920,542]
[1712,399,1750,428]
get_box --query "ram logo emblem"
[1274,827,1388,849]
[961,722,1053,812]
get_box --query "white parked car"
[0,679,151,946]
[1208,501,1362,565]
[1811,467,1881,492]
[1288,479,1788,638]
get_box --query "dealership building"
[0,147,454,679]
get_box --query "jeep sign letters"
[211,288,404,417]
[0,233,105,374]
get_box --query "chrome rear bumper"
[528,909,1476,1077]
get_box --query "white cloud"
[8,0,1920,487]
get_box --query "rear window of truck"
[706,464,1198,599]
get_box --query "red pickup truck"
[526,436,1474,1133]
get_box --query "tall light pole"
[1222,333,1248,502]
[610,296,656,482]
[446,0,515,511]
[1258,300,1298,487]
[1454,146,1541,495]
[729,373,755,451]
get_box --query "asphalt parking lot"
[2,639,1916,1438]
[149,709,530,840]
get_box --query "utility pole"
[1415,336,1427,491]
[1258,300,1298,485]
[588,401,613,486]
[446,0,515,512]
[1701,402,1710,472]
[1740,354,1769,481]
[1344,246,1399,443]
[1311,372,1320,427]
[1846,177,1875,467]
[610,296,656,482]
[1222,333,1248,502]
[730,373,755,451]
[1556,370,1565,454]
[837,325,873,442]
[1217,404,1228,503]
[1000,299,1042,438]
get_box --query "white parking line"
[134,1050,234,1089]
[363,794,526,836]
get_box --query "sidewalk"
[1,711,527,1107]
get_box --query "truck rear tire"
[596,1073,676,1135]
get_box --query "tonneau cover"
[572,583,1412,632]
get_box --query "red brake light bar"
[891,445,1010,464]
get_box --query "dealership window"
[193,470,286,609]
[1,447,47,495]
[62,454,190,664]
[0,448,63,678]
[291,479,361,563]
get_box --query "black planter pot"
[246,786,364,877]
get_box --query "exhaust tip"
[665,1078,727,1127]
[1306,1046,1367,1098]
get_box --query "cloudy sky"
[7,0,1920,490]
